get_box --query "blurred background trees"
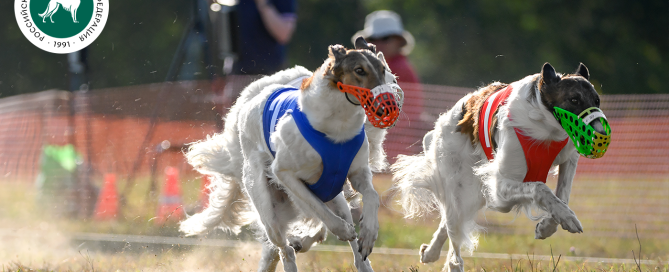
[1,0,666,97]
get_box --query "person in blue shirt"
[233,0,297,75]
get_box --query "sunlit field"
[1,175,667,271]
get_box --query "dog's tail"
[184,131,235,176]
[180,118,252,235]
[388,151,440,219]
[38,8,50,18]
[180,65,314,236]
[390,132,483,253]
[179,174,255,235]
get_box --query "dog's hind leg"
[258,242,281,272]
[442,200,482,272]
[437,180,484,272]
[71,6,78,23]
[43,3,59,23]
[251,189,298,272]
[39,2,57,23]
[325,193,374,272]
[419,216,448,263]
[242,152,297,272]
[253,186,298,272]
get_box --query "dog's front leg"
[273,169,357,242]
[348,167,379,261]
[536,155,579,239]
[325,193,374,272]
[493,174,583,234]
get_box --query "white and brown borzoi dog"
[391,63,608,271]
[180,38,402,272]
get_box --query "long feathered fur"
[180,66,312,235]
[390,63,597,272]
[389,153,438,218]
[180,65,397,236]
[390,94,483,253]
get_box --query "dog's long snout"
[375,105,385,117]
[373,93,396,117]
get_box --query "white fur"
[180,63,399,272]
[391,74,583,272]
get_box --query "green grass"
[1,175,668,271]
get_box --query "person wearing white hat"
[353,10,425,159]
[352,10,415,57]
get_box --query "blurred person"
[233,0,297,75]
[222,0,298,114]
[352,10,425,161]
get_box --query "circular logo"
[15,0,109,54]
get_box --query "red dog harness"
[478,86,568,183]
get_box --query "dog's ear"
[354,36,376,53]
[328,44,347,61]
[326,44,347,81]
[541,62,560,85]
[377,52,392,72]
[575,63,589,80]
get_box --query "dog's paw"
[535,218,559,239]
[288,240,303,253]
[550,205,583,234]
[313,228,327,244]
[354,257,374,272]
[419,243,441,263]
[331,221,357,242]
[357,224,378,261]
[287,228,327,253]
[559,214,583,234]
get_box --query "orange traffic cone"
[156,167,184,224]
[199,175,212,211]
[94,173,118,220]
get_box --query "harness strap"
[477,85,569,183]
[478,86,514,161]
[292,109,365,202]
[514,128,568,182]
[262,87,365,202]
[263,87,300,156]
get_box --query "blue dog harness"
[262,87,366,202]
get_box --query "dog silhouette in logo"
[39,0,81,23]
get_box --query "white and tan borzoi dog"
[39,0,81,23]
[180,38,403,272]
[391,63,609,271]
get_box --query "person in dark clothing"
[233,0,297,75]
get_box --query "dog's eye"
[355,68,366,76]
[571,98,579,104]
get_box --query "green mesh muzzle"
[553,107,611,159]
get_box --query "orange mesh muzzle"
[337,82,402,129]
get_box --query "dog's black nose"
[375,106,385,117]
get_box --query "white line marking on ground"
[65,232,662,265]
